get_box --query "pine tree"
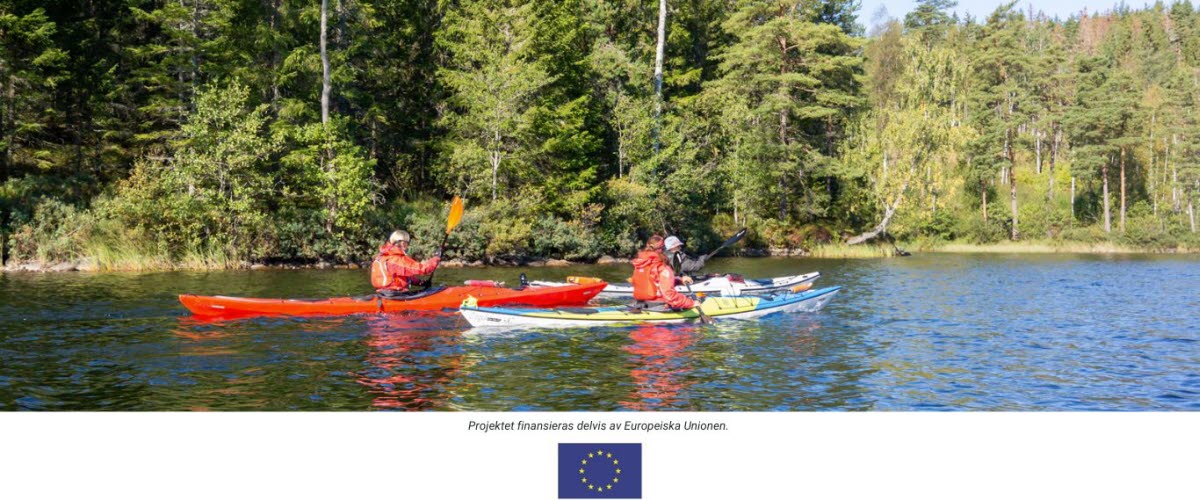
[1030,21,1073,202]
[343,0,440,196]
[1066,55,1137,233]
[968,2,1031,240]
[708,0,862,222]
[905,0,957,45]
[0,6,68,173]
[1103,17,1142,233]
[528,0,605,216]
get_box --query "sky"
[857,0,1163,27]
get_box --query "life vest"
[630,250,665,301]
[370,245,407,290]
[370,243,440,291]
[370,257,399,290]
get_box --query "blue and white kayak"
[459,286,841,328]
[532,272,821,298]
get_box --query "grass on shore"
[917,240,1197,254]
[801,243,898,258]
[82,239,233,271]
[797,239,1198,258]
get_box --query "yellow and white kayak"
[459,286,841,328]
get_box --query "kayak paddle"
[683,281,715,325]
[424,195,464,289]
[702,227,748,261]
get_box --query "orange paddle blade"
[446,195,464,234]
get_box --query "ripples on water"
[0,254,1197,411]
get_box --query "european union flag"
[558,443,642,499]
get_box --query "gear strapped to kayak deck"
[460,286,841,328]
[532,272,821,298]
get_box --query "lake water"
[1,254,1197,411]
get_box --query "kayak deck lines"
[533,271,821,297]
[460,286,841,329]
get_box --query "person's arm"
[417,256,441,274]
[680,254,706,273]
[657,269,695,309]
[392,256,441,277]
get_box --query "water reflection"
[173,317,241,357]
[620,325,699,410]
[3,254,1198,410]
[784,318,823,357]
[356,314,464,410]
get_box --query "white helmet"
[388,230,411,244]
[664,235,684,251]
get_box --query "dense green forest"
[1,0,1198,269]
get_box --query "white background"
[2,412,1194,499]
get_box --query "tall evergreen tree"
[528,0,605,215]
[905,0,957,45]
[0,6,68,174]
[968,2,1031,240]
[708,0,862,222]
[347,0,440,196]
[1066,56,1137,233]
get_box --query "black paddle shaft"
[702,228,748,261]
[684,281,714,325]
[423,233,450,290]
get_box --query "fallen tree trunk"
[847,181,908,245]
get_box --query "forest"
[1,0,1198,270]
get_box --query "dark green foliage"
[3,0,1200,268]
[104,81,280,259]
[529,215,603,261]
[706,0,863,223]
[959,214,1008,244]
[7,197,89,262]
[905,0,957,32]
[967,2,1032,240]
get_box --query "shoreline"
[0,256,627,273]
[913,241,1199,255]
[4,241,1197,273]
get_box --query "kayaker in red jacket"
[370,230,441,296]
[630,235,695,310]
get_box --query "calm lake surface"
[1,254,1197,411]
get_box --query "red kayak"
[179,281,607,318]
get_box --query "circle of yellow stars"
[578,448,622,494]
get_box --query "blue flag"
[558,443,642,499]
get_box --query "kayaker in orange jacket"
[370,230,441,296]
[630,235,695,310]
